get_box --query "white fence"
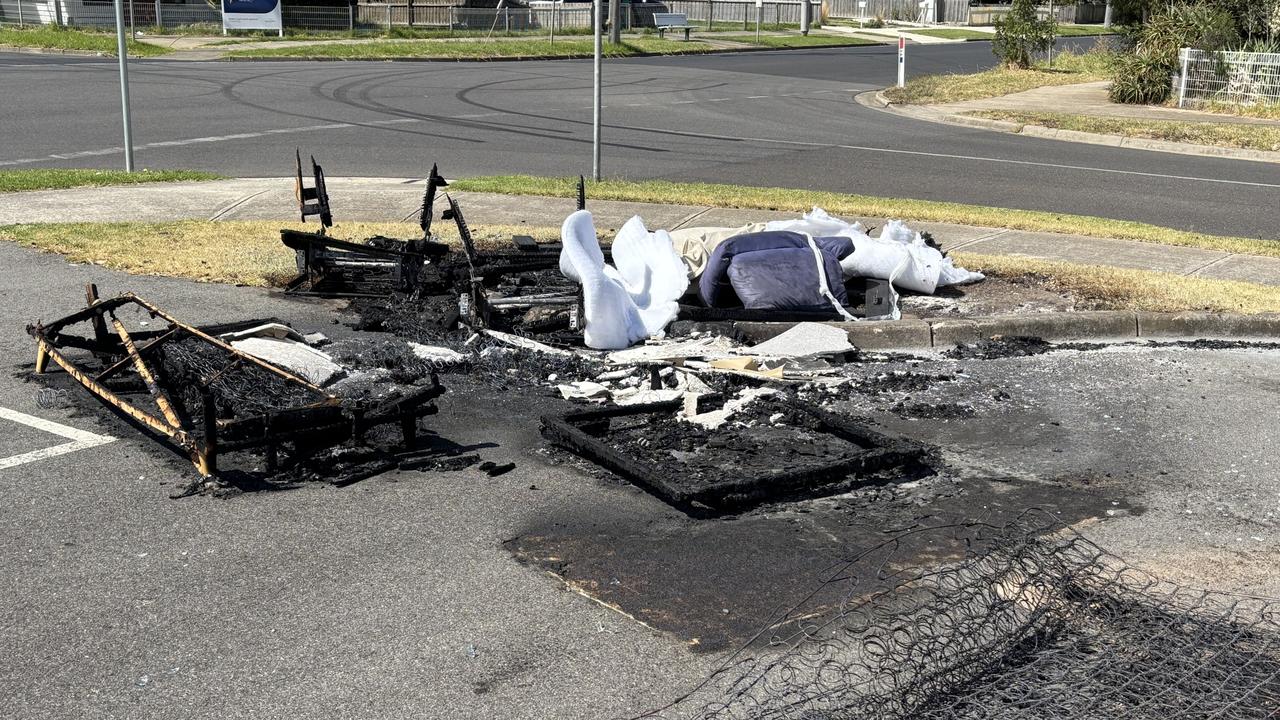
[1177,48,1280,109]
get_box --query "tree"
[992,0,1057,69]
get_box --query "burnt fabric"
[698,231,853,311]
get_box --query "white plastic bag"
[559,211,689,350]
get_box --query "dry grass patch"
[882,51,1112,104]
[0,221,562,287]
[449,175,1280,259]
[954,251,1280,315]
[965,110,1280,152]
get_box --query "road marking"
[633,127,1280,190]
[0,118,422,168]
[0,406,116,471]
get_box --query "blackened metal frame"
[541,399,927,517]
[29,289,444,478]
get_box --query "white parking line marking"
[0,407,116,470]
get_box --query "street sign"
[221,0,283,34]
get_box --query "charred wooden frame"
[541,400,928,517]
[29,288,444,479]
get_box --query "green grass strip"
[0,26,171,57]
[228,37,718,60]
[0,169,223,193]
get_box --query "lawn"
[227,37,718,60]
[448,175,1280,259]
[882,50,1113,104]
[0,169,222,193]
[0,26,171,57]
[963,110,1280,152]
[718,33,879,48]
[908,28,993,40]
[1053,24,1119,37]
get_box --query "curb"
[857,90,1280,166]
[220,38,884,63]
[0,44,127,58]
[736,311,1280,350]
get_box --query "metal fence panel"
[0,0,60,26]
[662,0,822,28]
[1178,48,1280,110]
[826,0,963,24]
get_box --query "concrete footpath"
[3,176,1279,287]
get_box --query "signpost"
[113,0,134,172]
[755,0,762,44]
[897,36,905,88]
[592,0,602,181]
[221,0,284,37]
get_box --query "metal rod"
[592,0,602,181]
[95,326,180,382]
[111,314,183,430]
[113,0,135,172]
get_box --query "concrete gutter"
[739,311,1280,350]
[858,90,1280,166]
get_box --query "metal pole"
[155,0,161,29]
[1046,0,1053,68]
[592,0,602,181]
[608,0,619,43]
[1103,0,1112,28]
[128,0,136,39]
[549,1,555,42]
[800,0,809,35]
[1177,48,1191,108]
[755,0,760,42]
[18,0,24,25]
[113,0,135,172]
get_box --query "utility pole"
[608,0,620,43]
[592,0,602,180]
[1103,0,1112,28]
[113,0,135,172]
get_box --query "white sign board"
[222,0,283,32]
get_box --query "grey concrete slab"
[1191,254,1280,287]
[962,231,1231,275]
[451,191,702,233]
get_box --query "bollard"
[897,36,905,88]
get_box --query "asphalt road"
[3,241,1279,718]
[2,42,1279,239]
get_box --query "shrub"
[1110,2,1240,105]
[992,0,1056,69]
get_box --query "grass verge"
[3,220,1273,315]
[448,175,1280,259]
[1184,100,1280,122]
[883,50,1112,104]
[227,37,717,60]
[716,33,879,48]
[0,169,222,193]
[0,221,559,287]
[1053,25,1120,37]
[963,110,1280,152]
[954,252,1280,315]
[0,26,172,57]
[907,28,993,41]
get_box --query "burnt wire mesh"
[157,336,322,419]
[641,514,1280,720]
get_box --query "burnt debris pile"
[644,514,1280,719]
[286,154,590,346]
